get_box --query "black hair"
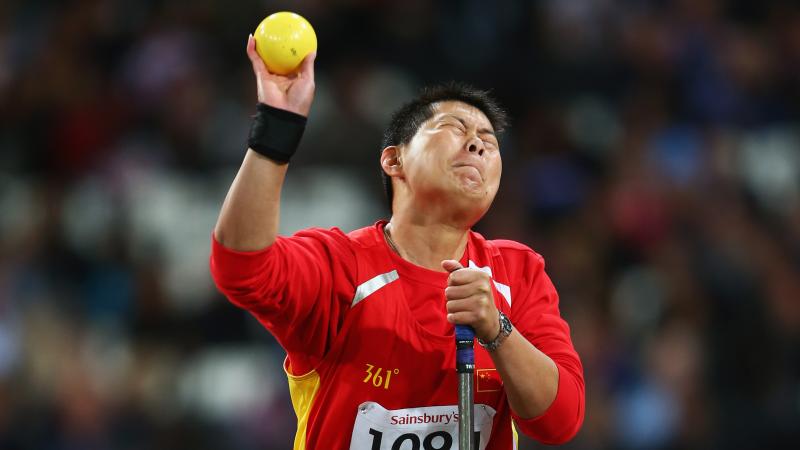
[380,82,508,210]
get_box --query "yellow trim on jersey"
[512,420,519,450]
[284,359,322,450]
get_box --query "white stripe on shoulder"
[351,270,399,307]
[468,260,493,276]
[468,260,512,307]
[493,281,512,307]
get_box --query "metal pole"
[455,325,475,450]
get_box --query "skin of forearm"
[489,329,559,418]
[214,150,288,251]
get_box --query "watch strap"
[478,311,512,352]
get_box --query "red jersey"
[210,221,584,449]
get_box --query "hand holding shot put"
[246,34,316,116]
[246,12,317,117]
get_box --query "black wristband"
[247,103,307,163]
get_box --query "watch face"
[499,313,513,333]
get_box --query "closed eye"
[439,121,466,134]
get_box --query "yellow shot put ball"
[254,12,317,75]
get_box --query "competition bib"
[349,401,496,450]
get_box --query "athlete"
[210,35,585,449]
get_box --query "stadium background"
[1,0,799,449]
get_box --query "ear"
[380,145,403,178]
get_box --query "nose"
[467,136,484,156]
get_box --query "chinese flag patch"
[476,369,502,392]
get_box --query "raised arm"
[214,35,316,251]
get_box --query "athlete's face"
[388,101,502,221]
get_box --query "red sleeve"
[209,228,357,366]
[507,249,585,444]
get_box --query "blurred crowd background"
[1,0,799,449]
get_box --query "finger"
[441,259,463,273]
[445,295,485,314]
[299,51,316,80]
[246,34,271,75]
[448,268,485,286]
[446,310,480,325]
[246,34,257,61]
[445,282,490,301]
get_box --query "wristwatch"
[478,311,513,352]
